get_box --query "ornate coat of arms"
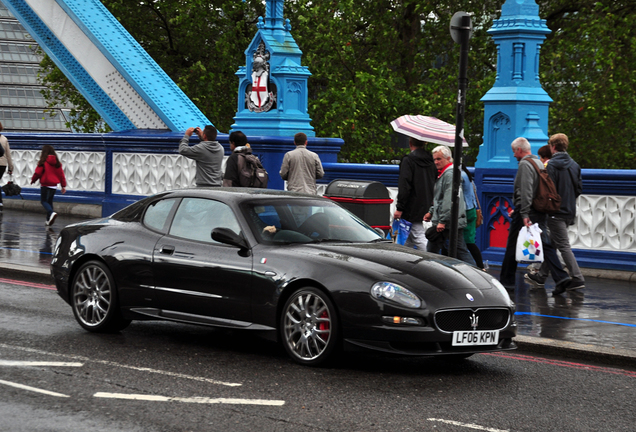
[247,42,276,113]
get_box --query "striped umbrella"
[390,115,468,147]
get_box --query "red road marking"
[483,352,636,378]
[0,277,56,290]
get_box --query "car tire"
[280,287,339,366]
[71,261,131,333]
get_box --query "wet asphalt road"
[1,276,635,432]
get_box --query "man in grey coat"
[179,125,224,187]
[279,132,324,194]
[423,145,475,265]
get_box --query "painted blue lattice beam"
[56,0,210,131]
[2,0,211,132]
[2,0,135,131]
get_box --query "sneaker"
[524,272,545,287]
[47,212,58,226]
[566,280,585,291]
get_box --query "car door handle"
[160,245,175,255]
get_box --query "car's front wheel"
[280,287,339,366]
[71,260,131,333]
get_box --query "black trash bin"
[324,179,393,231]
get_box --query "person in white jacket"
[0,122,15,211]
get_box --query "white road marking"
[94,392,285,406]
[428,418,510,432]
[0,360,83,367]
[0,343,241,387]
[0,379,70,398]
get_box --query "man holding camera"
[179,125,224,187]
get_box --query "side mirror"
[211,227,249,250]
[374,227,386,237]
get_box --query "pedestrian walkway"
[1,208,635,365]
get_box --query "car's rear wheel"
[71,261,131,333]
[281,287,339,366]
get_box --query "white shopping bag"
[420,220,432,250]
[515,224,544,263]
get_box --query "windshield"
[243,199,384,244]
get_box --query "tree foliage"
[539,0,636,169]
[37,0,636,169]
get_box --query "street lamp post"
[448,12,472,258]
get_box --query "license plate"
[452,330,499,346]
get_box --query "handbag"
[515,224,544,263]
[2,175,22,197]
[473,183,483,228]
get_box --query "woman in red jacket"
[31,145,67,226]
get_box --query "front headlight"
[371,282,422,309]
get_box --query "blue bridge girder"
[3,0,211,132]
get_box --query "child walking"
[31,145,67,226]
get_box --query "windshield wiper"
[309,238,354,243]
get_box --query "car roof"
[156,188,330,204]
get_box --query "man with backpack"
[223,131,268,188]
[525,133,585,294]
[499,137,571,293]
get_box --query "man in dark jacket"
[393,137,437,250]
[525,133,585,294]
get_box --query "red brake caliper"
[318,310,330,341]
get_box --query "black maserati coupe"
[51,188,517,366]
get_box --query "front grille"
[434,308,510,332]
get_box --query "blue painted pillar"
[473,0,553,264]
[232,0,315,137]
[475,0,552,169]
[231,0,343,190]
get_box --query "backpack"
[237,153,268,188]
[528,160,561,214]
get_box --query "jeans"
[500,211,569,287]
[426,227,477,266]
[537,216,584,284]
[40,187,56,219]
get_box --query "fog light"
[382,316,422,326]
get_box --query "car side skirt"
[127,307,276,333]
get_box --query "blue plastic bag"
[387,218,412,245]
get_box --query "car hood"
[294,241,497,292]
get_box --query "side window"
[169,198,241,243]
[253,205,281,229]
[143,198,179,232]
